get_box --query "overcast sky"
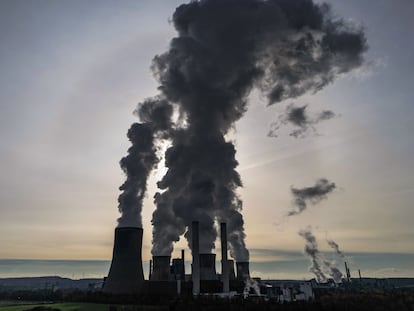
[1,0,414,279]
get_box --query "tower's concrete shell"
[103,227,144,294]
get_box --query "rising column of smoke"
[144,0,367,259]
[299,228,327,282]
[288,178,336,216]
[117,98,173,228]
[299,227,343,283]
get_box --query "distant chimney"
[181,249,185,280]
[149,259,153,280]
[103,227,144,294]
[150,256,171,281]
[192,221,200,295]
[344,261,351,282]
[236,261,250,280]
[220,222,229,292]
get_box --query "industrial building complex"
[101,222,315,301]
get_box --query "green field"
[0,302,110,311]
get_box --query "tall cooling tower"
[150,256,171,281]
[103,227,144,294]
[199,253,217,280]
[236,261,250,280]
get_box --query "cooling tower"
[150,256,171,281]
[192,221,200,295]
[103,227,144,294]
[220,222,229,292]
[236,261,250,280]
[199,253,217,280]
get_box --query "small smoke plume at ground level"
[299,227,343,283]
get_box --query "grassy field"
[0,302,110,311]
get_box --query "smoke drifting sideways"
[268,103,336,138]
[299,228,343,283]
[116,0,367,261]
[288,178,336,216]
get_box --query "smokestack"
[236,261,250,281]
[192,221,200,295]
[181,249,185,280]
[358,269,362,280]
[199,253,217,280]
[344,262,351,282]
[221,222,229,292]
[150,256,171,281]
[103,227,144,294]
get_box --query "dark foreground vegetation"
[1,288,413,311]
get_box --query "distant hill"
[0,276,103,290]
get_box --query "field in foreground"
[0,302,110,311]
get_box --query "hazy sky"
[1,0,414,279]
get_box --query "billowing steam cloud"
[117,99,174,227]
[268,103,336,138]
[116,0,367,260]
[299,227,342,283]
[288,178,336,216]
[117,123,158,227]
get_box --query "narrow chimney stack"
[149,259,153,280]
[344,261,351,282]
[192,221,200,295]
[220,222,229,293]
[181,249,185,280]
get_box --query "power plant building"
[103,222,253,296]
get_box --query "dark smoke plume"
[117,123,158,227]
[117,0,367,259]
[288,178,336,216]
[268,103,336,138]
[299,227,342,283]
[299,228,327,282]
[117,100,174,228]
